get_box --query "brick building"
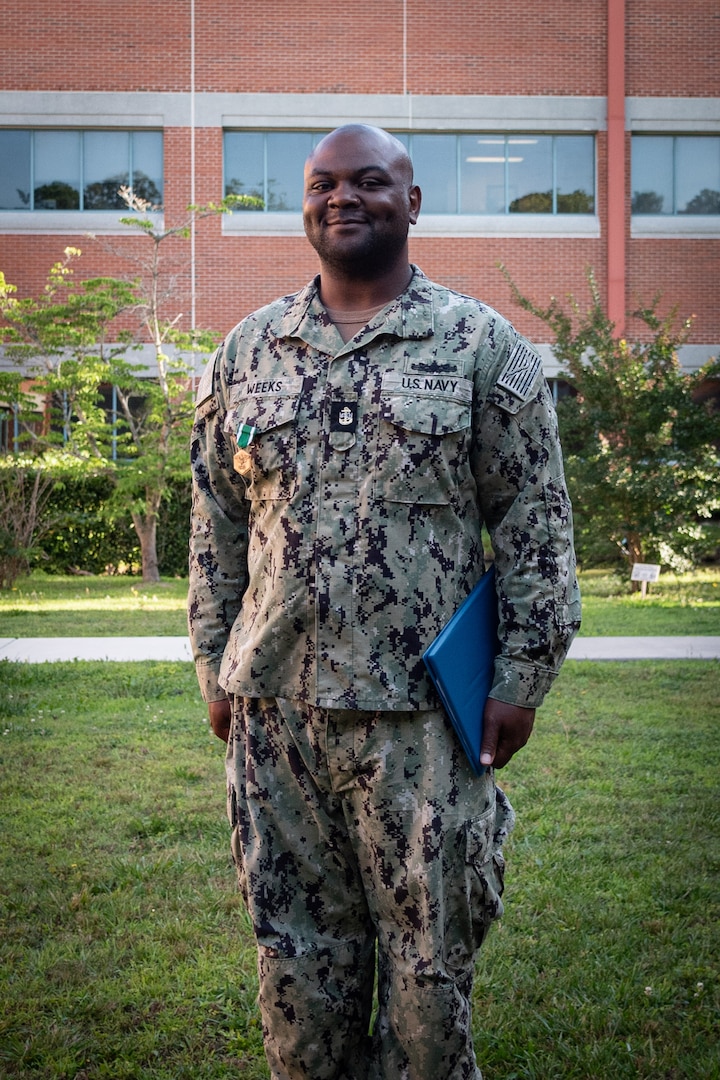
[1,0,718,387]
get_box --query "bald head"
[307,125,415,186]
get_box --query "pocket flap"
[380,372,472,435]
[225,379,302,437]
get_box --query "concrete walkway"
[0,636,194,663]
[1,635,719,663]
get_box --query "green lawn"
[0,574,189,637]
[575,568,720,636]
[1,568,719,638]
[0,658,718,1078]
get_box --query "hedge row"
[32,474,720,579]
[38,474,192,578]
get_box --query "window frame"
[629,118,720,238]
[222,128,599,238]
[0,127,164,229]
[631,133,720,218]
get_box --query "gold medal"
[234,421,257,476]
[233,448,253,476]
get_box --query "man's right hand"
[208,698,232,742]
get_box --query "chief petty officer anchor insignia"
[330,401,358,433]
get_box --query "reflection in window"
[224,130,595,215]
[556,135,596,213]
[225,131,329,211]
[224,130,264,207]
[632,135,720,215]
[460,136,506,213]
[83,132,128,209]
[0,130,163,211]
[34,131,81,209]
[509,137,553,212]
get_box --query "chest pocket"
[374,374,473,504]
[225,382,302,501]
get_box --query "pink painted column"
[607,0,626,336]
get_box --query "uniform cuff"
[490,656,559,710]
[195,660,228,704]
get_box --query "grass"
[0,574,189,637]
[576,568,720,637]
[0,661,266,1080]
[1,567,719,638]
[1,658,718,1078]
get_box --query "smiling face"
[302,125,421,278]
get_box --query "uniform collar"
[271,265,435,355]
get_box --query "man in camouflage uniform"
[188,125,581,1080]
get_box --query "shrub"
[37,473,191,577]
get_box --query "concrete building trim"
[0,90,607,132]
[540,344,718,380]
[3,91,716,134]
[626,98,720,132]
[216,93,607,132]
[631,216,720,239]
[0,212,165,236]
[0,208,602,241]
[220,212,601,240]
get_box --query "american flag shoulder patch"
[497,341,542,401]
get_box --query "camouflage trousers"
[225,696,515,1080]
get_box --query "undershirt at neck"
[324,302,387,344]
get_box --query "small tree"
[86,187,257,581]
[499,265,720,573]
[1,190,257,583]
[0,260,137,587]
[0,256,137,458]
[1,247,204,582]
[0,459,56,589]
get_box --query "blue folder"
[422,565,500,775]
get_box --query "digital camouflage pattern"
[188,265,580,1080]
[188,266,581,711]
[226,695,516,1080]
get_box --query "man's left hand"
[480,699,535,769]
[208,698,232,743]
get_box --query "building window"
[224,131,328,211]
[0,130,164,211]
[224,131,595,215]
[631,135,720,215]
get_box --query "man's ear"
[409,184,422,225]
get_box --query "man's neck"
[317,262,413,312]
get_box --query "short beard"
[305,221,409,279]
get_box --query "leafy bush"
[500,264,720,572]
[0,463,56,588]
[156,478,192,577]
[39,472,140,574]
[37,473,191,577]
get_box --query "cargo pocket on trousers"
[444,804,506,975]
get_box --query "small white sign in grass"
[631,562,661,598]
